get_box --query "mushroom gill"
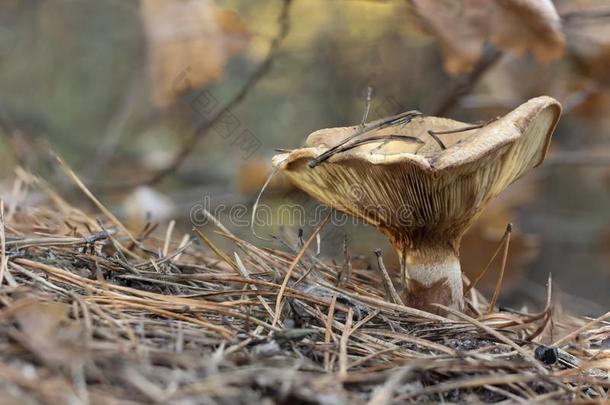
[272,96,561,314]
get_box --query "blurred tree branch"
[562,8,610,25]
[86,77,145,179]
[432,48,503,117]
[140,0,295,187]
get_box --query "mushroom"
[272,96,561,313]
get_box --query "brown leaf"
[411,0,565,75]
[141,0,250,107]
[562,2,610,80]
[11,299,86,368]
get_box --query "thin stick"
[0,200,6,285]
[400,245,407,292]
[435,304,547,373]
[488,223,512,314]
[432,48,503,116]
[272,213,331,326]
[337,235,352,287]
[234,252,276,321]
[162,220,175,257]
[463,224,511,296]
[427,130,446,150]
[374,249,404,306]
[192,228,239,273]
[200,206,234,238]
[339,307,354,379]
[368,366,414,405]
[55,155,139,246]
[141,0,295,187]
[251,167,279,242]
[360,86,373,128]
[524,274,553,342]
[397,374,536,401]
[552,311,610,347]
[174,234,190,262]
[322,134,424,158]
[324,295,337,372]
[96,219,141,267]
[308,110,422,168]
[427,122,485,135]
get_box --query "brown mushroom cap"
[272,96,561,252]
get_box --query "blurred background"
[1,0,609,314]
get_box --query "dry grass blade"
[396,373,538,400]
[339,307,354,379]
[193,227,239,273]
[464,223,511,296]
[552,311,610,347]
[435,304,547,373]
[488,223,512,314]
[324,295,338,372]
[0,200,6,286]
[272,213,331,326]
[373,249,404,305]
[55,154,138,245]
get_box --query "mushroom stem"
[398,243,464,314]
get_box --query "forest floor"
[0,167,608,404]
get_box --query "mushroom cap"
[272,96,561,249]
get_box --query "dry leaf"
[411,0,565,75]
[11,299,86,368]
[141,0,250,107]
[561,2,610,81]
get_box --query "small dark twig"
[96,219,141,275]
[337,235,352,287]
[399,245,407,293]
[432,48,503,117]
[426,130,446,150]
[426,122,487,150]
[487,223,512,314]
[463,223,511,297]
[562,8,610,25]
[82,231,108,245]
[427,122,486,136]
[325,134,424,159]
[308,110,422,168]
[373,249,404,306]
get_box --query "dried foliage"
[0,167,608,404]
[411,0,565,75]
[140,0,250,107]
[562,2,610,81]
